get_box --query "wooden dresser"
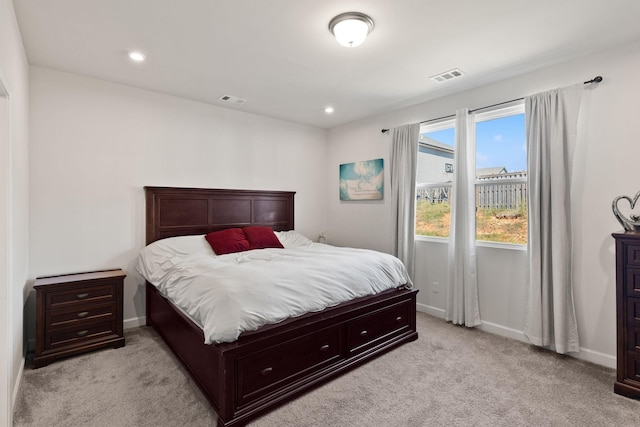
[613,231,640,398]
[33,269,126,368]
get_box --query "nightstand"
[613,232,640,398]
[33,269,126,368]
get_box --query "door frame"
[0,64,14,427]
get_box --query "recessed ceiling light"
[324,106,334,114]
[128,51,146,62]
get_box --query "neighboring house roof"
[477,166,507,176]
[419,136,454,155]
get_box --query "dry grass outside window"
[416,201,527,244]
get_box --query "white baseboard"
[574,347,616,369]
[11,357,25,425]
[416,303,444,318]
[415,303,616,369]
[476,320,529,344]
[123,316,146,330]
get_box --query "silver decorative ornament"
[612,191,640,231]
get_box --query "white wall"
[327,39,640,367]
[0,0,29,424]
[28,67,328,335]
[0,76,8,427]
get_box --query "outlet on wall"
[433,281,440,293]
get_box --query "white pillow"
[274,230,313,248]
[151,234,215,256]
[136,234,215,284]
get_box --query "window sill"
[476,240,527,251]
[415,235,527,251]
[415,235,448,244]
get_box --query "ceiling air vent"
[430,68,465,83]
[219,95,247,105]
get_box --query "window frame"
[474,101,526,249]
[415,102,528,250]
[416,117,456,241]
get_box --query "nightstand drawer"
[626,351,640,384]
[626,268,640,298]
[627,297,640,326]
[46,321,117,350]
[47,303,116,330]
[627,326,640,352]
[627,245,640,266]
[46,284,115,309]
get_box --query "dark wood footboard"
[146,282,418,426]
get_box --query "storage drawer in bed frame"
[146,282,418,426]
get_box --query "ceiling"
[13,0,640,129]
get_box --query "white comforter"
[137,241,411,344]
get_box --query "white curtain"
[390,123,419,279]
[524,85,582,354]
[445,109,481,327]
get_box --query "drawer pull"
[360,330,368,337]
[76,293,90,299]
[76,330,89,337]
[77,311,89,318]
[320,344,330,352]
[260,367,273,376]
[396,316,403,322]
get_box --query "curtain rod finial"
[381,129,389,134]
[584,76,603,84]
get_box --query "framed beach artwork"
[339,158,384,201]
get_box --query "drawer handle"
[320,344,330,352]
[76,330,89,337]
[77,311,89,318]
[360,330,368,337]
[260,367,273,376]
[396,316,403,322]
[76,293,90,299]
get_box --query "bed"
[142,186,419,426]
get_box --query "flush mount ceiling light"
[328,12,374,47]
[128,51,146,62]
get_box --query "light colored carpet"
[14,313,640,426]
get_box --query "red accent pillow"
[243,226,284,250]
[204,228,251,255]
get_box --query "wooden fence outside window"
[417,171,527,211]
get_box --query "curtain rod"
[380,75,602,134]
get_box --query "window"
[474,104,526,244]
[415,103,527,245]
[415,119,455,238]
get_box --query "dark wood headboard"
[144,187,295,245]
